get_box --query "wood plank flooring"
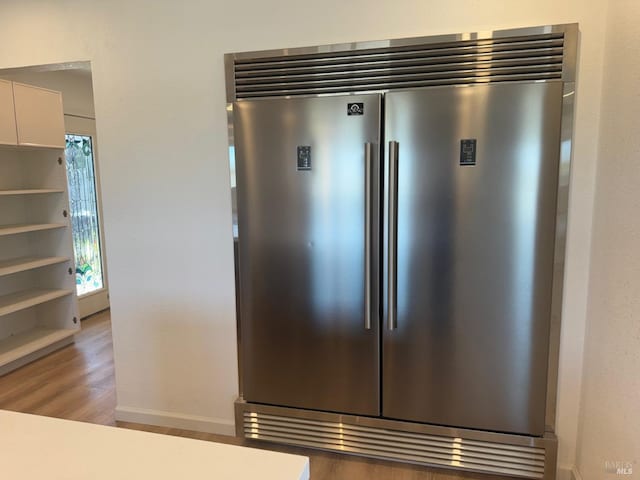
[0,310,499,480]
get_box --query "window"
[65,134,104,296]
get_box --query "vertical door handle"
[388,141,399,331]
[364,142,374,330]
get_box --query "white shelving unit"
[0,289,74,317]
[0,189,65,196]
[0,257,69,277]
[0,80,79,376]
[0,223,67,236]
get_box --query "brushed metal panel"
[235,72,562,98]
[227,23,579,451]
[383,82,563,435]
[234,94,381,415]
[545,82,575,431]
[230,30,573,99]
[235,60,563,86]
[237,402,556,479]
[235,66,562,92]
[234,37,564,68]
[234,50,564,78]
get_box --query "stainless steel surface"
[227,101,242,396]
[544,82,576,432]
[224,24,577,101]
[387,141,399,331]
[560,24,578,81]
[236,400,559,480]
[233,239,243,397]
[234,38,562,68]
[234,93,381,416]
[235,74,563,100]
[235,51,563,78]
[382,81,563,436]
[227,24,574,64]
[224,54,236,113]
[227,23,578,476]
[364,142,374,331]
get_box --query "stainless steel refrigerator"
[227,23,576,479]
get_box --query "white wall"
[0,0,607,467]
[576,1,640,478]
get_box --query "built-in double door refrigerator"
[234,80,562,437]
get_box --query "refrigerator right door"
[383,81,563,436]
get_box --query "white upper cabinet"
[13,82,65,148]
[0,80,18,146]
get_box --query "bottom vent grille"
[243,412,546,479]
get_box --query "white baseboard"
[557,466,583,480]
[572,466,583,480]
[557,467,571,480]
[115,405,235,436]
[556,466,582,480]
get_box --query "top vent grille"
[232,33,565,99]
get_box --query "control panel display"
[460,139,477,166]
[297,145,312,171]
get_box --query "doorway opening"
[0,62,110,319]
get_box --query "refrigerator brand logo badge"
[347,103,364,116]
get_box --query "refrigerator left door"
[234,94,381,416]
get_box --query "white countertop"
[0,410,310,480]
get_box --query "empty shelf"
[0,189,64,196]
[0,257,69,277]
[0,289,73,317]
[0,328,76,368]
[0,223,66,236]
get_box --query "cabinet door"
[13,83,65,148]
[382,82,563,436]
[235,94,382,416]
[0,79,18,146]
